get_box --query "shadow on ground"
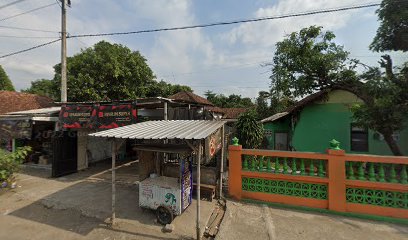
[7,160,213,239]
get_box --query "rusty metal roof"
[89,120,225,140]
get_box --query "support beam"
[196,142,202,240]
[219,124,225,199]
[111,140,117,225]
[164,102,168,120]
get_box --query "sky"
[0,0,406,100]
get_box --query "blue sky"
[0,0,406,100]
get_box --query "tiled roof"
[0,91,56,114]
[221,108,248,119]
[168,91,214,106]
[261,90,330,123]
[206,107,248,119]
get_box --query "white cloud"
[0,0,386,100]
[224,0,375,47]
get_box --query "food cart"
[89,120,226,240]
[139,157,192,224]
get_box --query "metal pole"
[164,102,168,120]
[60,0,67,102]
[164,101,168,162]
[111,140,116,225]
[219,125,225,199]
[196,142,202,240]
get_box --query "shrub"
[0,146,31,184]
[235,110,263,149]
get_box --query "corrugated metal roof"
[261,112,289,123]
[89,120,225,140]
[7,106,61,115]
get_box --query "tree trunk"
[383,132,403,156]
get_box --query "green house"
[261,89,408,156]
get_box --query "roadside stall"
[89,120,226,240]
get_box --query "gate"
[52,131,78,177]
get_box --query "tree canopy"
[24,41,191,101]
[370,0,408,52]
[204,90,254,108]
[235,110,263,148]
[55,41,156,102]
[0,65,15,91]
[269,26,358,98]
[22,79,59,100]
[268,25,407,155]
[351,58,408,155]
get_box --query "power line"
[0,2,382,59]
[0,24,59,33]
[0,2,58,22]
[0,0,27,10]
[0,35,58,39]
[0,38,60,59]
[69,2,381,38]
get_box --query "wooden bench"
[193,183,216,201]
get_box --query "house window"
[351,125,368,152]
[264,129,273,137]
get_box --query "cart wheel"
[156,206,173,225]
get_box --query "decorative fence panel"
[228,145,408,219]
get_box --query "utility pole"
[60,0,68,102]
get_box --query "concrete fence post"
[327,148,346,212]
[228,144,243,200]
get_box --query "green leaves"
[269,26,358,98]
[370,0,408,52]
[24,41,191,101]
[0,146,31,182]
[235,110,263,149]
[0,65,15,91]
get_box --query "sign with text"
[59,102,137,129]
[0,119,32,139]
[92,103,137,129]
[60,105,93,129]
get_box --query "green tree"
[352,58,407,155]
[235,110,263,148]
[370,0,408,52]
[22,79,59,100]
[267,26,407,155]
[145,80,192,98]
[0,65,15,91]
[54,40,156,102]
[255,91,270,120]
[204,91,254,108]
[268,26,359,99]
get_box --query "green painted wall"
[264,90,408,156]
[292,90,408,155]
[263,118,291,150]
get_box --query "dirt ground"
[0,160,215,240]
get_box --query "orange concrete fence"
[228,145,408,219]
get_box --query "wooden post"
[196,142,202,240]
[228,144,242,200]
[219,125,225,199]
[327,149,346,212]
[111,140,117,225]
[11,138,16,152]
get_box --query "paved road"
[216,200,408,240]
